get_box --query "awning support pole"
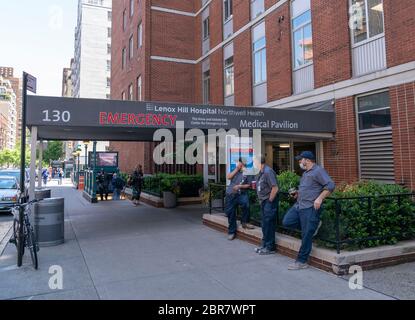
[37,140,43,188]
[29,126,38,200]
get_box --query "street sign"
[26,73,37,93]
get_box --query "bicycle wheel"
[13,219,25,267]
[26,227,38,270]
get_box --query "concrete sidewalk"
[0,185,395,300]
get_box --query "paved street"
[0,182,411,300]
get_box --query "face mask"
[299,162,306,170]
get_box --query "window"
[137,76,142,101]
[291,0,313,69]
[203,17,210,40]
[107,43,111,54]
[107,60,111,71]
[122,91,126,100]
[357,91,391,130]
[107,27,112,38]
[203,70,210,104]
[224,0,233,21]
[252,23,267,85]
[129,35,134,59]
[251,0,264,20]
[107,77,111,88]
[108,11,112,21]
[106,94,111,99]
[130,0,134,17]
[123,10,127,31]
[350,0,384,44]
[137,22,143,48]
[224,57,234,97]
[128,83,133,100]
[122,47,127,69]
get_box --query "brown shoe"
[242,223,255,230]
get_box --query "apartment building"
[0,76,17,149]
[110,0,415,190]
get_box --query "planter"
[163,191,177,208]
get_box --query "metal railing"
[208,183,415,253]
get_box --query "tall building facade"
[72,0,113,163]
[0,76,17,149]
[0,67,22,145]
[110,0,415,191]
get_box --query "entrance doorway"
[266,141,318,175]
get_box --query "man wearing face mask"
[283,151,335,270]
[225,158,255,241]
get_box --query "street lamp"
[73,148,82,189]
[83,141,90,170]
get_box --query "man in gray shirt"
[225,158,254,241]
[283,151,335,270]
[254,155,279,255]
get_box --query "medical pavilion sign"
[27,96,336,133]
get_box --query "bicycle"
[9,199,39,269]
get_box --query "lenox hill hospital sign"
[27,96,335,134]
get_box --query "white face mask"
[299,162,306,170]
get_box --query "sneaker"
[228,234,236,241]
[288,261,309,270]
[255,246,265,253]
[258,248,276,255]
[313,221,323,237]
[242,223,255,230]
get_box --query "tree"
[43,141,64,165]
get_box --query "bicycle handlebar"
[7,199,39,210]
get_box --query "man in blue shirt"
[283,151,335,270]
[225,158,255,241]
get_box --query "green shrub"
[143,173,203,198]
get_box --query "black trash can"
[34,198,64,247]
[35,188,51,201]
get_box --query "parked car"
[0,176,20,212]
[0,169,30,198]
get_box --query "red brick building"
[110,0,415,191]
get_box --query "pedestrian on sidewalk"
[225,158,254,241]
[254,155,279,255]
[282,151,335,270]
[96,170,108,201]
[112,173,125,201]
[130,165,143,206]
[42,169,49,186]
[58,168,63,185]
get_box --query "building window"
[251,0,264,20]
[130,0,134,17]
[203,17,210,40]
[122,91,126,100]
[107,77,111,87]
[291,0,313,69]
[137,75,142,101]
[123,10,127,31]
[106,94,111,99]
[129,35,134,59]
[108,11,112,21]
[252,23,267,85]
[350,0,384,44]
[107,60,111,71]
[108,27,112,38]
[224,0,233,22]
[137,22,143,48]
[224,57,234,97]
[107,44,111,54]
[122,47,127,69]
[128,83,133,100]
[357,91,391,130]
[203,70,210,104]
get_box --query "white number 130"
[42,110,71,123]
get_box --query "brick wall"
[265,2,292,101]
[390,81,415,191]
[234,31,252,106]
[233,0,250,31]
[151,0,195,13]
[312,0,352,88]
[323,97,359,185]
[384,0,415,68]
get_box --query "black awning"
[27,96,336,141]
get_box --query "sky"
[0,1,78,96]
